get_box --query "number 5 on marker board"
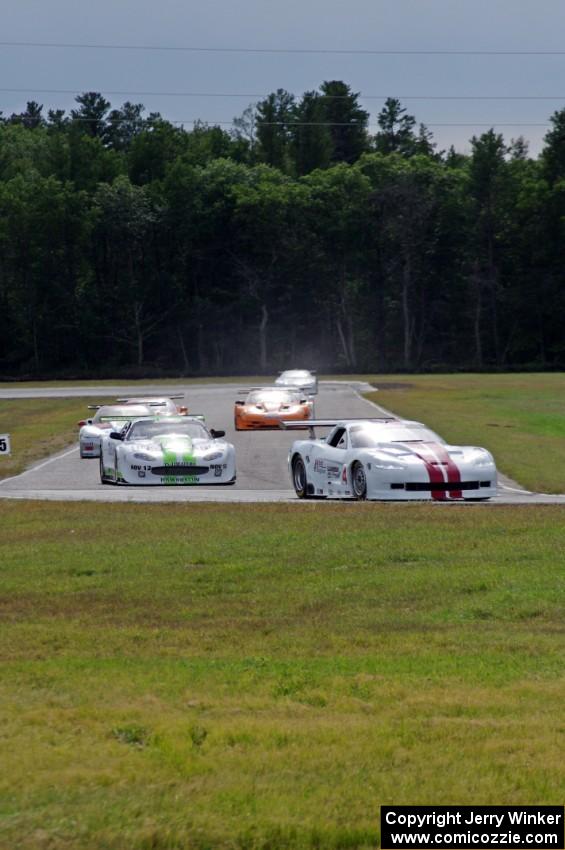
[0,434,11,455]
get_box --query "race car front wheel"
[99,456,109,484]
[351,461,367,500]
[292,456,308,499]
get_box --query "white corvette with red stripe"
[285,418,497,501]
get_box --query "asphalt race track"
[0,381,563,504]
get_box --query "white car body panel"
[79,405,153,458]
[100,417,236,486]
[117,396,189,415]
[275,369,318,395]
[287,419,497,501]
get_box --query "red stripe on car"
[417,442,463,500]
[410,443,447,501]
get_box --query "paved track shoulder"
[1,381,564,504]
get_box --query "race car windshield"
[93,406,150,422]
[127,421,209,440]
[349,424,444,448]
[126,399,172,409]
[247,390,300,404]
[280,371,311,380]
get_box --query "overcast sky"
[3,0,565,156]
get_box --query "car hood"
[126,435,225,460]
[364,442,489,462]
[247,402,300,413]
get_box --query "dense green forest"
[1,82,565,377]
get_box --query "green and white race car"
[99,416,236,486]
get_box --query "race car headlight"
[472,451,494,467]
[369,456,404,470]
[134,452,157,461]
[372,461,404,470]
[204,451,223,461]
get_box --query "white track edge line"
[350,384,565,498]
[0,444,79,485]
[498,483,533,494]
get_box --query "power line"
[1,87,565,101]
[405,123,550,127]
[1,88,262,98]
[2,40,565,56]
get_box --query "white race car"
[285,418,497,501]
[78,404,153,458]
[99,416,236,486]
[116,395,189,415]
[275,369,318,395]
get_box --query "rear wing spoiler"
[238,386,314,398]
[125,413,206,428]
[238,386,281,393]
[275,382,318,396]
[133,401,168,408]
[279,417,398,438]
[89,398,186,410]
[279,419,337,439]
[116,395,185,402]
[279,419,339,429]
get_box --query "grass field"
[1,501,564,849]
[0,377,263,389]
[365,373,565,493]
[0,398,114,480]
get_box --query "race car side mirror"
[211,429,225,439]
[110,432,123,440]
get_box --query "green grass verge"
[0,398,114,480]
[365,373,565,493]
[1,502,564,848]
[0,377,268,389]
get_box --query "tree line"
[1,83,565,377]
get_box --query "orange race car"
[234,387,314,431]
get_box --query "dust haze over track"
[0,381,562,504]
